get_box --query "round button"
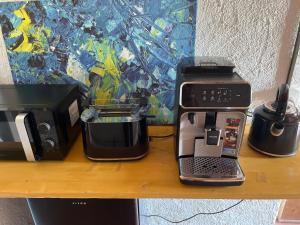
[38,122,51,134]
[44,139,55,148]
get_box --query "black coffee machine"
[175,57,251,186]
[248,84,300,156]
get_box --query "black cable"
[141,199,244,224]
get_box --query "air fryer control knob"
[38,122,51,134]
[44,139,55,148]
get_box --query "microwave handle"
[15,113,36,162]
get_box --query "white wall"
[291,20,300,106]
[196,0,288,91]
[0,25,13,84]
[291,54,300,106]
[196,0,300,108]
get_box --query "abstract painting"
[0,0,197,124]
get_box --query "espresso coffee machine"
[175,57,251,186]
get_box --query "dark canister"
[248,84,300,157]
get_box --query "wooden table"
[0,125,299,199]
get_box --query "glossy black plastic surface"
[181,82,251,108]
[0,85,77,109]
[248,105,300,156]
[180,179,244,186]
[81,117,148,160]
[0,85,81,160]
[27,198,139,225]
[179,57,235,75]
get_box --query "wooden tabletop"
[0,125,299,199]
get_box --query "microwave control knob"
[44,139,55,148]
[38,122,51,133]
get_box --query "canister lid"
[264,101,298,115]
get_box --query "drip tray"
[179,157,245,186]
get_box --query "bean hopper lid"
[180,56,235,75]
[81,98,149,123]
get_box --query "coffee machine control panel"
[180,83,251,108]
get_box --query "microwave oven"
[0,85,81,161]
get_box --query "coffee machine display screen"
[180,83,251,108]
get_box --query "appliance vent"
[180,157,240,178]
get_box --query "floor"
[0,199,33,225]
[276,200,300,225]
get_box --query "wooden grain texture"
[0,125,299,199]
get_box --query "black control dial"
[38,122,51,134]
[44,139,55,148]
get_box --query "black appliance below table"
[27,198,139,225]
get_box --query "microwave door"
[15,113,36,161]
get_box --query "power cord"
[141,199,244,224]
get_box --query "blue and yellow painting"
[0,0,197,124]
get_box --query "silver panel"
[15,113,36,162]
[178,112,206,156]
[194,137,223,157]
[179,175,245,183]
[179,111,246,158]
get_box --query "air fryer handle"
[275,84,289,121]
